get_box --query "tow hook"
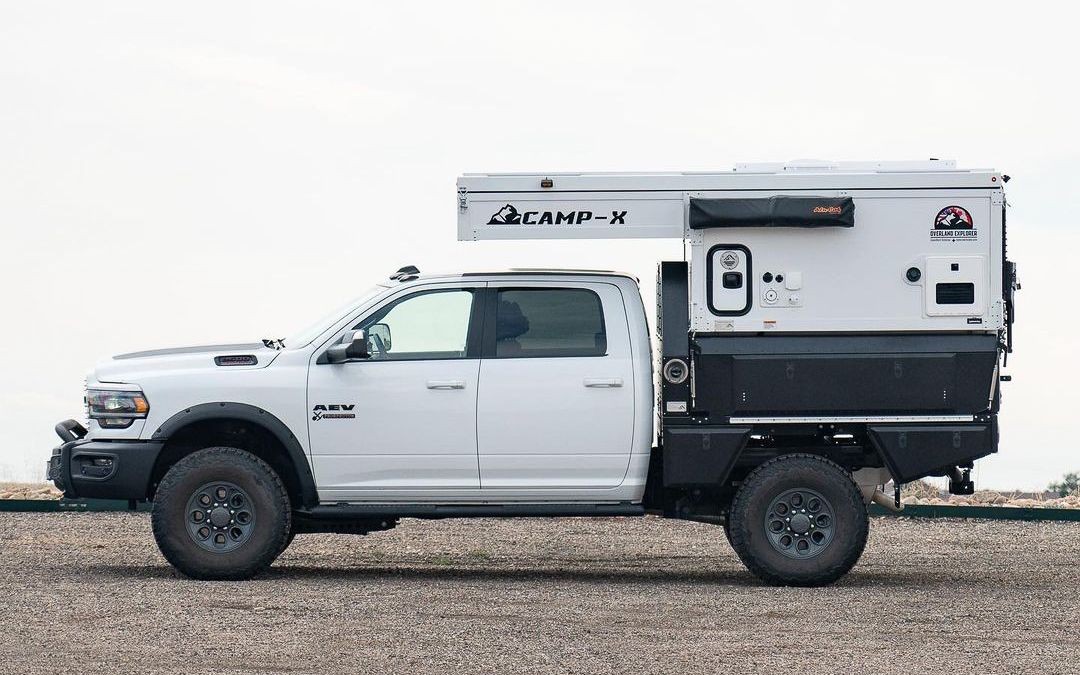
[948,466,976,495]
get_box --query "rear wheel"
[152,447,291,580]
[728,454,868,586]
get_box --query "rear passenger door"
[475,282,636,490]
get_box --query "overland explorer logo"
[487,204,627,226]
[931,205,977,242]
[312,404,356,421]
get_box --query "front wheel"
[728,454,868,587]
[152,447,291,580]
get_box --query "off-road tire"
[152,447,291,580]
[728,454,868,587]
[280,530,296,555]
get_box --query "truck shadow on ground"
[83,561,951,589]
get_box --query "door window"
[356,289,474,360]
[494,288,606,358]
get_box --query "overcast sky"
[1,1,1076,489]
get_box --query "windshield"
[283,286,386,349]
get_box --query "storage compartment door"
[924,256,988,317]
[707,245,752,315]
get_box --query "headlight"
[85,389,149,429]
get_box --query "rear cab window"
[494,288,607,358]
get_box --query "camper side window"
[494,288,606,358]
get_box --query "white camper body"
[457,160,1008,335]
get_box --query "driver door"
[307,284,485,500]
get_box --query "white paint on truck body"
[84,273,654,505]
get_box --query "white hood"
[92,343,281,384]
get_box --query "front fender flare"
[151,402,319,507]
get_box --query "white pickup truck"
[50,162,1015,586]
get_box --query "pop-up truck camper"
[50,160,1017,585]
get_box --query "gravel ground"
[1,513,1077,675]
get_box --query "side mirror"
[367,322,392,352]
[326,330,370,363]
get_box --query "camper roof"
[458,160,1002,194]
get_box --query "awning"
[689,196,855,229]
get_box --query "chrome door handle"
[427,380,466,390]
[584,377,623,388]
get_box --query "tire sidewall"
[731,456,868,586]
[152,448,289,580]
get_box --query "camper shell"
[458,160,1017,508]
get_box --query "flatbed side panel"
[868,421,998,484]
[693,334,998,419]
[662,426,752,487]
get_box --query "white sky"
[0,1,1076,489]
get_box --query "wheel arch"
[149,402,318,508]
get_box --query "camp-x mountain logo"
[311,404,356,421]
[488,204,627,226]
[931,205,977,242]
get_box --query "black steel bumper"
[48,419,163,500]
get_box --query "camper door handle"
[426,380,466,390]
[584,377,623,388]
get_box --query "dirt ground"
[0,513,1077,675]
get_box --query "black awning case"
[689,196,855,229]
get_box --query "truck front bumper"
[48,419,163,500]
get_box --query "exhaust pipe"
[870,488,904,513]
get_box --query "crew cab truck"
[48,160,1017,586]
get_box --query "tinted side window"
[495,289,606,358]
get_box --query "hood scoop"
[214,354,259,367]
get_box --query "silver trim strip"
[728,415,977,424]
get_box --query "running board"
[298,502,645,520]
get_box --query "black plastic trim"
[705,244,752,316]
[56,439,164,500]
[152,402,319,507]
[214,355,258,366]
[298,502,644,519]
